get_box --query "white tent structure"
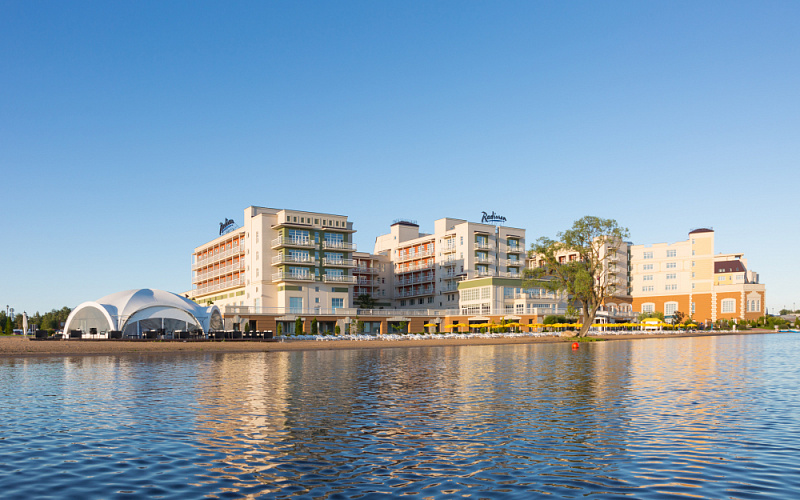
[63,289,223,338]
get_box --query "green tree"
[354,294,377,309]
[525,216,630,337]
[295,317,303,336]
[638,311,665,322]
[277,323,282,336]
[311,317,318,334]
[4,317,12,336]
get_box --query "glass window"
[721,299,735,313]
[643,252,653,259]
[331,298,343,311]
[289,297,303,314]
[667,249,676,257]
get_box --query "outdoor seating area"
[30,329,275,341]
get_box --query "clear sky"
[2,1,799,316]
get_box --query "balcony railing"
[475,256,492,264]
[192,261,244,283]
[323,258,355,268]
[323,274,357,284]
[396,249,435,262]
[506,244,523,254]
[396,274,435,286]
[395,287,434,298]
[193,247,245,269]
[192,278,244,296]
[323,241,357,251]
[441,258,458,266]
[272,236,316,249]
[475,242,491,250]
[396,261,436,273]
[506,259,523,268]
[353,266,378,274]
[442,245,457,253]
[272,272,316,282]
[271,254,316,266]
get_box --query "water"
[1,333,799,499]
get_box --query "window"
[666,273,676,280]
[642,303,655,313]
[643,275,653,281]
[400,300,405,306]
[691,302,695,314]
[665,284,677,290]
[642,286,654,292]
[643,264,654,271]
[331,298,343,311]
[643,252,653,259]
[289,297,303,314]
[692,283,695,289]
[667,249,676,257]
[692,250,695,256]
[748,299,761,312]
[665,302,678,316]
[721,298,736,313]
[692,272,695,278]
[666,262,677,269]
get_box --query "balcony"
[355,279,375,286]
[323,241,357,251]
[396,249,434,262]
[353,266,378,274]
[442,244,457,254]
[396,274,435,286]
[192,261,245,283]
[475,255,492,264]
[271,254,316,266]
[395,286,434,298]
[396,261,436,274]
[475,241,491,250]
[271,236,316,249]
[441,258,458,266]
[323,258,355,268]
[192,278,244,296]
[272,271,317,282]
[506,245,523,254]
[193,247,245,269]
[498,271,522,278]
[323,274,357,284]
[506,259,523,268]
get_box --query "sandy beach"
[0,329,778,358]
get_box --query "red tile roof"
[714,260,746,274]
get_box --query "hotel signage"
[481,211,507,224]
[219,218,236,235]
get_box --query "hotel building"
[629,228,765,323]
[189,206,356,317]
[374,217,569,320]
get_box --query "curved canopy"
[64,289,221,336]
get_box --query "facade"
[374,217,528,309]
[629,228,765,323]
[351,251,393,308]
[526,237,635,323]
[187,209,768,333]
[189,207,357,315]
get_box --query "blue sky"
[2,1,799,315]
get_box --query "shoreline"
[0,329,781,359]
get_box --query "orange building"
[630,228,765,324]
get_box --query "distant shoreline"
[0,329,781,359]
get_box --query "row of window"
[643,249,678,260]
[640,298,762,315]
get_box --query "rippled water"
[2,333,800,499]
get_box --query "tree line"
[0,307,72,335]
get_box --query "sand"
[0,329,777,358]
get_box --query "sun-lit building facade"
[629,228,765,323]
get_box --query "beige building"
[188,206,356,317]
[374,217,527,309]
[629,228,765,324]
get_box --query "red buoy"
[572,342,579,349]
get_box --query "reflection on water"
[1,334,799,498]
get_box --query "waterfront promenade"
[0,329,777,357]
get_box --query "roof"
[715,260,746,274]
[688,228,714,234]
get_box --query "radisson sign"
[219,218,236,236]
[481,211,507,224]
